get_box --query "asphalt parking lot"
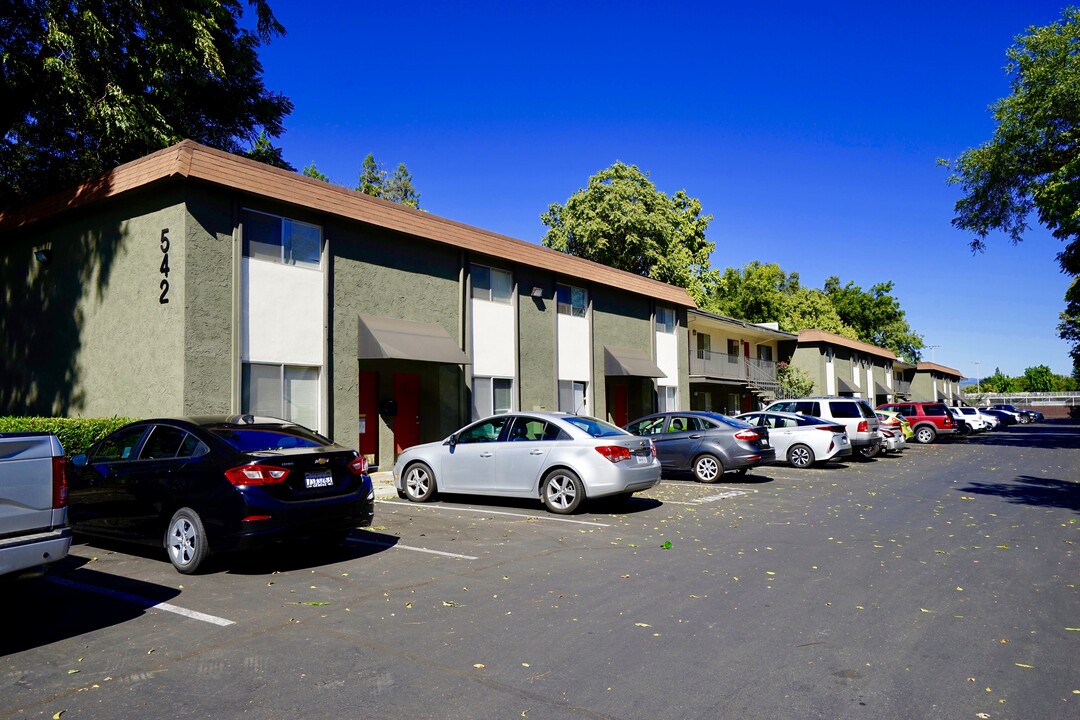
[3,420,1078,719]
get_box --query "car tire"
[541,468,584,514]
[692,454,724,483]
[914,426,936,444]
[165,507,209,575]
[858,443,881,459]
[787,443,815,468]
[403,462,437,502]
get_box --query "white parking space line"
[378,500,611,527]
[47,576,235,627]
[657,487,756,506]
[347,537,478,560]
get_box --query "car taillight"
[857,421,869,433]
[595,445,632,463]
[815,426,845,433]
[53,456,68,509]
[348,455,369,475]
[225,465,291,486]
[733,429,761,442]
[881,429,894,438]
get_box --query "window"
[558,380,587,413]
[242,363,320,431]
[757,345,773,362]
[557,284,587,317]
[627,416,666,435]
[659,386,678,412]
[473,377,514,417]
[141,426,208,460]
[727,339,741,357]
[90,426,148,463]
[241,209,321,269]
[506,417,564,441]
[456,417,510,444]
[471,264,512,303]
[696,333,711,359]
[667,416,702,433]
[656,306,675,333]
[829,401,862,419]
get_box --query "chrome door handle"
[529,450,544,455]
[480,452,493,458]
[688,434,703,439]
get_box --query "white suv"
[949,406,989,432]
[764,397,883,458]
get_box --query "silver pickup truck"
[0,432,72,578]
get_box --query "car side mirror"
[445,434,457,447]
[70,454,87,467]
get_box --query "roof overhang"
[604,347,665,378]
[358,315,470,365]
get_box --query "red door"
[393,373,421,455]
[612,383,628,427]
[358,370,378,456]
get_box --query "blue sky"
[255,0,1074,378]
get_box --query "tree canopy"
[541,162,718,305]
[943,7,1080,371]
[0,0,293,208]
[823,277,924,361]
[355,154,420,208]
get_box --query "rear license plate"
[305,472,334,489]
[760,439,769,447]
[634,454,649,465]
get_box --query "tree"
[302,162,329,182]
[0,0,293,208]
[705,262,859,338]
[1019,364,1055,392]
[823,277,924,361]
[943,8,1080,364]
[356,153,386,197]
[385,162,420,209]
[541,162,718,305]
[777,361,815,398]
[246,130,294,171]
[979,368,1019,393]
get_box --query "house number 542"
[159,228,170,304]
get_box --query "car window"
[900,405,917,416]
[737,414,763,427]
[506,417,563,441]
[667,416,699,433]
[209,425,328,451]
[924,405,947,416]
[961,408,977,416]
[140,426,189,459]
[626,417,664,435]
[457,417,511,444]
[563,416,626,438]
[794,401,820,416]
[828,401,861,419]
[90,426,149,463]
[796,415,830,426]
[767,402,793,413]
[856,402,875,419]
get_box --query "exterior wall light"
[530,287,543,298]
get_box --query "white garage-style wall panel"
[242,258,324,365]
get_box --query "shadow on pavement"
[958,474,1080,513]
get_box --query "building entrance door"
[393,373,421,455]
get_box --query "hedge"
[0,417,138,456]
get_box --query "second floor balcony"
[690,351,777,386]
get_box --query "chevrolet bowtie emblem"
[315,457,329,465]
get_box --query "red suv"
[876,402,958,444]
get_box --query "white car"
[393,412,660,514]
[978,410,1001,429]
[950,406,990,432]
[879,428,907,453]
[734,411,852,468]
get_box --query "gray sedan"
[392,412,661,514]
[624,411,775,482]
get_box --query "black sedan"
[68,416,375,573]
[624,411,775,482]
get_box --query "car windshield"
[208,425,328,452]
[562,416,627,438]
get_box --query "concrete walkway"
[370,470,398,499]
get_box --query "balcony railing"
[690,351,777,386]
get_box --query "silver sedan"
[392,412,661,514]
[734,410,852,468]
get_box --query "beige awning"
[604,347,664,378]
[874,381,891,396]
[836,377,857,395]
[358,315,470,364]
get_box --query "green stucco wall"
[591,289,656,422]
[515,267,557,412]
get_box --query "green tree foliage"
[0,0,293,207]
[823,277,924,361]
[706,262,859,339]
[1019,364,1055,392]
[541,162,719,305]
[385,162,421,209]
[246,130,294,171]
[979,368,1019,393]
[777,361,815,398]
[943,8,1080,365]
[355,154,420,208]
[302,162,329,182]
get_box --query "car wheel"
[165,508,209,575]
[914,426,936,444]
[403,462,437,502]
[787,443,815,468]
[692,454,724,483]
[541,468,584,514]
[858,443,881,459]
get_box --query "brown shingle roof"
[0,141,697,307]
[797,328,897,361]
[915,362,962,378]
